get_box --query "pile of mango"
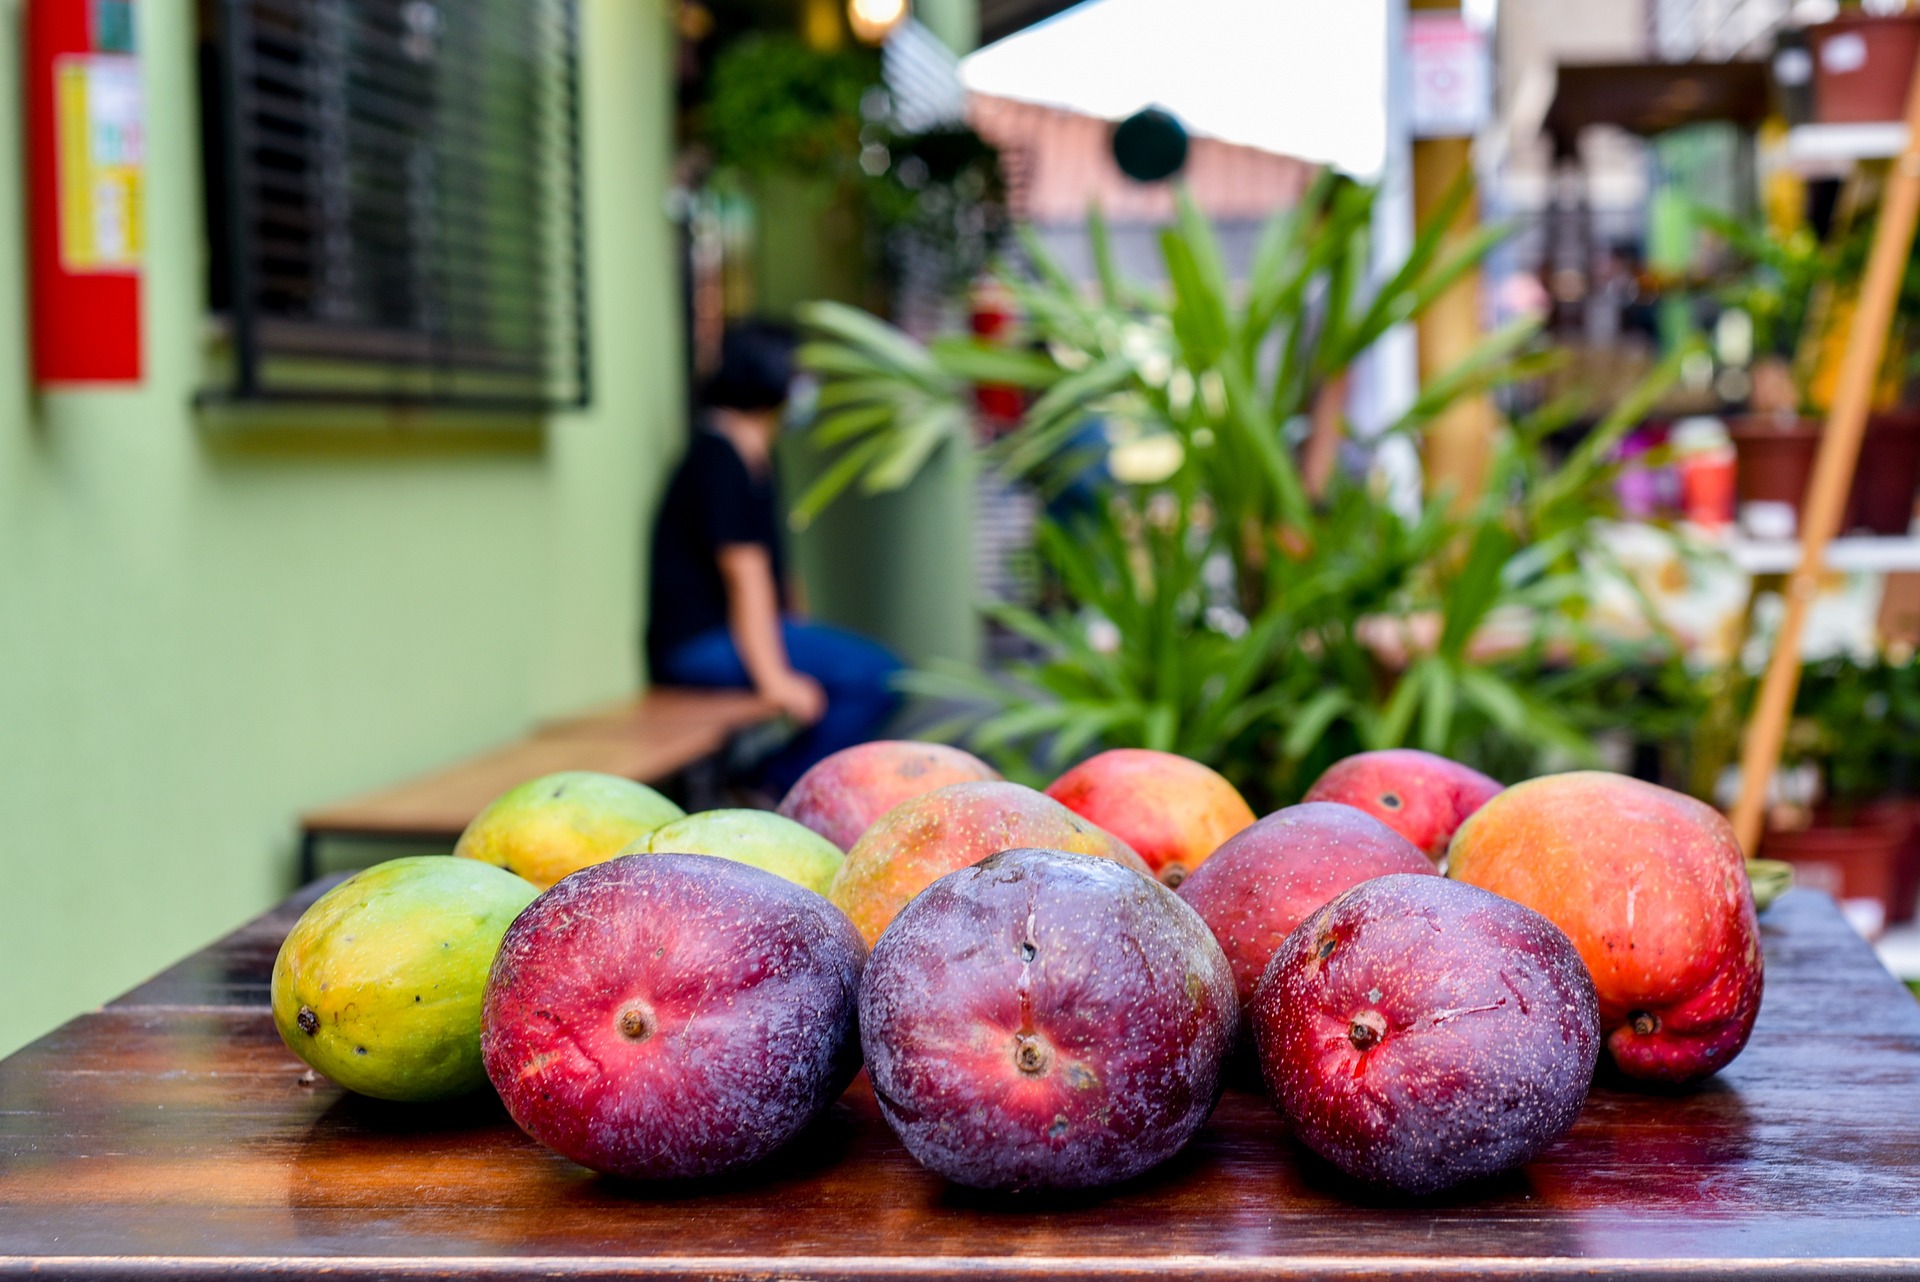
[271,741,1772,1196]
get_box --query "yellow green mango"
[270,856,539,1101]
[454,771,684,889]
[637,809,845,897]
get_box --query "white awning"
[960,0,1390,178]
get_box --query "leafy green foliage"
[1695,202,1920,405]
[698,35,879,181]
[1695,204,1837,366]
[791,302,1056,525]
[866,128,1012,299]
[798,180,1685,806]
[1787,651,1920,810]
[697,37,1010,303]
[903,372,1682,809]
[803,173,1527,539]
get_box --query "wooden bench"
[297,686,780,880]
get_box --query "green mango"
[454,771,684,890]
[639,809,845,897]
[271,856,539,1101]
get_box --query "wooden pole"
[1729,61,1920,856]
[1406,0,1497,508]
[1414,134,1500,507]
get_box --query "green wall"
[785,436,981,670]
[0,0,683,1054]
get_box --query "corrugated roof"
[969,93,1317,225]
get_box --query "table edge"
[3,1254,1918,1280]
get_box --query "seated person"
[647,322,904,796]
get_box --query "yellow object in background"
[54,54,144,273]
[1760,118,1806,243]
[1806,293,1906,414]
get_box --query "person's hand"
[761,670,827,726]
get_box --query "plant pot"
[1861,797,1920,926]
[1761,808,1911,931]
[1808,13,1920,124]
[1729,413,1920,536]
[1853,409,1920,535]
[1730,416,1819,533]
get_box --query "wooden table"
[4,887,1920,1279]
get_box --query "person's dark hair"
[704,321,797,411]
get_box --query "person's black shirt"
[647,427,787,667]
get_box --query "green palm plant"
[903,362,1681,805]
[788,307,1058,528]
[795,171,1524,524]
[793,176,1686,805]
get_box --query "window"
[200,0,587,409]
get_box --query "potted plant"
[1805,2,1920,126]
[1761,653,1920,930]
[1799,222,1920,534]
[1866,649,1920,921]
[695,33,887,314]
[695,32,1010,323]
[793,178,1686,808]
[1703,207,1920,536]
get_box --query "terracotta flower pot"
[1729,413,1920,536]
[1862,797,1920,926]
[1808,13,1920,125]
[1854,409,1920,535]
[1761,807,1912,929]
[1730,416,1819,514]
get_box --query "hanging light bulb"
[848,0,907,44]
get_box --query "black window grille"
[201,0,587,409]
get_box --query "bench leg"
[298,831,320,886]
[681,754,727,812]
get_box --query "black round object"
[1112,107,1188,184]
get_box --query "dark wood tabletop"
[4,885,1919,1280]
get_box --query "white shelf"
[1727,534,1920,575]
[1876,922,1920,978]
[1781,123,1909,175]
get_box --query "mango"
[1045,748,1256,886]
[829,781,1150,947]
[1303,749,1502,860]
[271,856,539,1101]
[454,771,684,890]
[635,809,844,896]
[482,854,866,1180]
[1252,874,1600,1193]
[860,847,1236,1191]
[778,741,1001,850]
[1448,771,1763,1085]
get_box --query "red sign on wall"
[26,0,145,384]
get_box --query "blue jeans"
[657,621,905,795]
